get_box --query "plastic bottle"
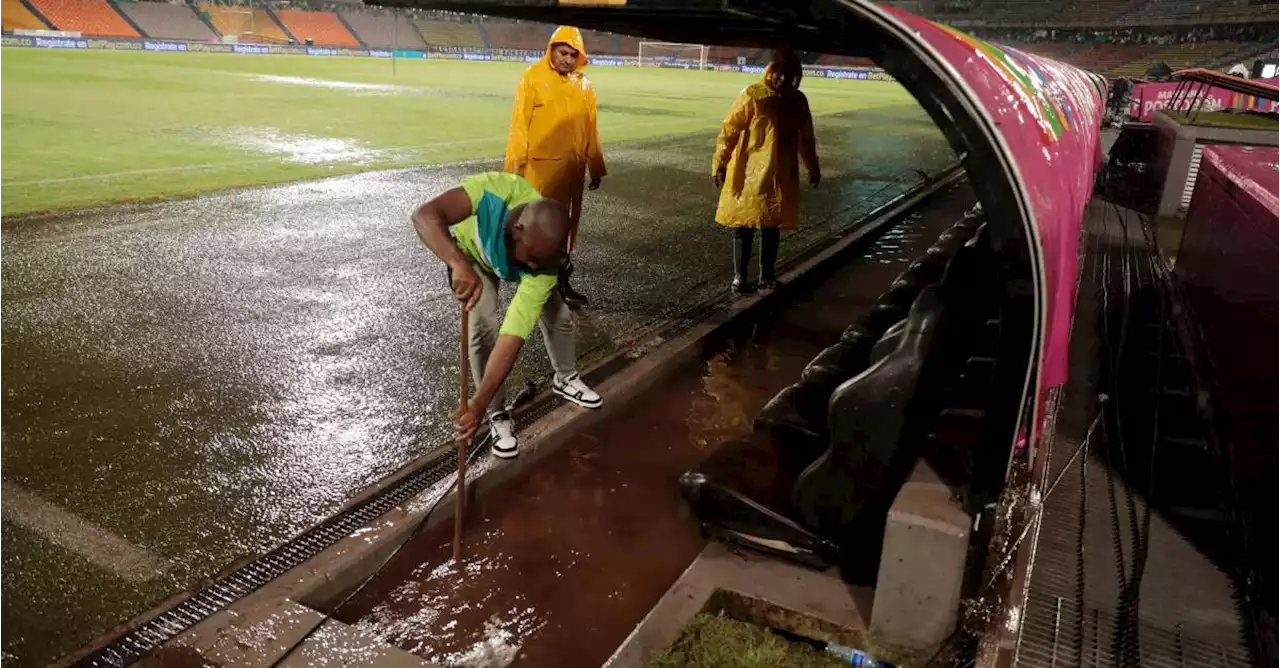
[823,643,895,667]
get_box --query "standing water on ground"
[336,183,976,667]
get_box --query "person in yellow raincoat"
[713,48,821,294]
[504,25,606,307]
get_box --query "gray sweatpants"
[465,262,576,413]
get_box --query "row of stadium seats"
[120,1,213,41]
[1052,0,1134,25]
[1108,39,1241,76]
[412,18,485,48]
[2,0,48,31]
[340,10,426,50]
[481,21,550,51]
[198,3,287,44]
[27,0,137,37]
[274,7,358,47]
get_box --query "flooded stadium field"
[1,105,952,665]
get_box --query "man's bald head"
[508,198,570,274]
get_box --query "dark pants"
[732,228,780,283]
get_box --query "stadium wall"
[0,34,898,80]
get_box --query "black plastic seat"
[790,286,946,577]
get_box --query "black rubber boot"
[732,228,756,294]
[759,228,781,291]
[559,255,588,308]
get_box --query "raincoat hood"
[545,25,589,73]
[764,47,803,91]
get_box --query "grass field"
[1,49,927,216]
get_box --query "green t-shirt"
[450,172,557,339]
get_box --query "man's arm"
[411,187,483,310]
[797,93,821,187]
[713,92,753,186]
[503,76,535,175]
[585,83,607,186]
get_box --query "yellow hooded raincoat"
[503,26,607,232]
[712,63,820,231]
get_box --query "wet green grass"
[650,612,849,668]
[2,49,924,216]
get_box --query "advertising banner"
[1129,77,1280,121]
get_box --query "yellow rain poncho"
[503,26,606,239]
[712,57,820,231]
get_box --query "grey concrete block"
[870,459,971,651]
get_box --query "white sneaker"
[553,372,602,409]
[489,412,519,459]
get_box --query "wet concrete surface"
[0,109,952,666]
[335,181,977,667]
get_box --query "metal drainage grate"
[72,448,468,667]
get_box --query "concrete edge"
[71,166,965,667]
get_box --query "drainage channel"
[332,181,979,667]
[70,167,963,668]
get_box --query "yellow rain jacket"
[712,68,820,231]
[503,26,606,232]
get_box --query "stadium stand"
[199,3,287,43]
[1114,0,1210,22]
[1196,0,1279,22]
[617,33,640,56]
[1109,40,1240,75]
[1064,43,1161,71]
[580,28,615,55]
[708,45,740,62]
[2,0,51,30]
[339,10,426,50]
[274,8,357,46]
[1052,0,1138,25]
[483,21,549,51]
[28,0,138,36]
[973,0,1066,24]
[818,54,877,66]
[118,1,213,41]
[412,18,484,49]
[1015,42,1080,59]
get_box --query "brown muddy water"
[334,182,977,667]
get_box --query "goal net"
[637,42,710,70]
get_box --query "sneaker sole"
[553,386,603,409]
[493,445,519,459]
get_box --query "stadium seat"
[412,19,485,49]
[2,0,50,31]
[340,10,426,50]
[1110,40,1239,77]
[199,3,288,44]
[118,2,214,42]
[274,8,358,47]
[482,21,550,51]
[580,28,616,55]
[29,0,137,37]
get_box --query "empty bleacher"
[199,3,286,43]
[1109,40,1240,76]
[1062,43,1160,71]
[28,0,137,36]
[1195,0,1279,22]
[339,10,426,50]
[118,1,213,41]
[580,28,615,55]
[819,54,877,66]
[412,18,484,49]
[273,8,357,47]
[1114,0,1213,22]
[1052,0,1141,25]
[482,21,549,51]
[2,0,51,30]
[973,0,1067,24]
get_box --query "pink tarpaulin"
[883,7,1106,393]
[1128,77,1280,122]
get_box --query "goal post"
[637,41,710,70]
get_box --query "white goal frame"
[637,41,710,70]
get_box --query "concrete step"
[167,598,432,667]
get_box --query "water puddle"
[251,74,410,94]
[206,127,390,166]
[335,185,973,666]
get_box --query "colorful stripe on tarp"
[932,22,1072,143]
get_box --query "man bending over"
[412,171,603,458]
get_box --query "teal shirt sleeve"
[501,273,557,339]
